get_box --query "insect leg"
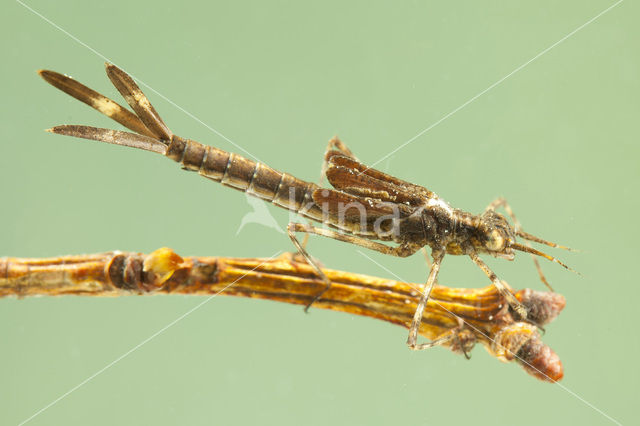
[420,248,439,285]
[468,250,528,318]
[410,328,456,350]
[288,223,421,257]
[287,222,421,311]
[407,250,444,350]
[410,322,476,357]
[286,224,331,312]
[485,197,552,291]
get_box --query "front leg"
[468,250,527,318]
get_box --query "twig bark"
[0,247,565,381]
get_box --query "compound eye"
[485,229,505,251]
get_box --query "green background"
[1,1,637,424]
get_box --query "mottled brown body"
[163,133,457,250]
[39,62,574,353]
[165,135,325,222]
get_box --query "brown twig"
[0,247,565,382]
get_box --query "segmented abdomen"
[166,135,324,222]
